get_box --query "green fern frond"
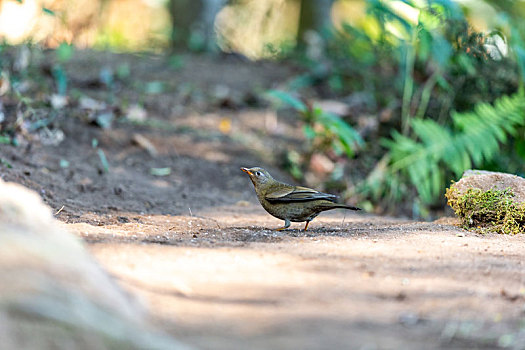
[387,93,525,204]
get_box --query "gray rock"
[452,170,525,203]
[0,180,190,350]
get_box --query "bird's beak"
[241,167,252,175]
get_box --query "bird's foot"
[276,219,291,231]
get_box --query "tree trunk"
[297,0,334,43]
[168,0,225,51]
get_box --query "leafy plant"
[92,138,110,173]
[373,92,525,205]
[267,89,363,159]
[266,89,363,183]
[52,42,75,96]
[282,0,525,216]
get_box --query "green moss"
[445,186,525,234]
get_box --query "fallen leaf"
[150,167,171,176]
[126,104,147,122]
[50,94,68,109]
[132,134,158,157]
[0,71,10,96]
[79,96,106,111]
[95,112,114,129]
[219,117,232,134]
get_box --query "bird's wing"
[265,186,337,203]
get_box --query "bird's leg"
[276,219,291,231]
[304,221,310,231]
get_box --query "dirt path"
[2,51,525,349]
[61,206,525,350]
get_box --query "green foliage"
[282,0,525,216]
[0,158,12,168]
[97,149,110,173]
[52,66,67,96]
[380,93,525,204]
[144,81,165,95]
[42,7,55,16]
[0,135,11,144]
[56,43,74,63]
[267,90,363,159]
[168,55,185,70]
[267,90,306,113]
[446,187,525,234]
[116,63,131,80]
[53,43,75,96]
[92,138,110,173]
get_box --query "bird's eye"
[255,171,261,176]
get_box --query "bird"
[241,167,361,231]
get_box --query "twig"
[54,205,65,216]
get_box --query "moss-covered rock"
[445,170,525,234]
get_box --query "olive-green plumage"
[241,167,361,230]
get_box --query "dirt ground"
[1,51,525,349]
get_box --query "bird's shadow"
[225,225,367,239]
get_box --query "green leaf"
[168,55,185,70]
[116,63,130,80]
[56,42,74,63]
[52,65,68,96]
[319,112,363,158]
[144,81,165,95]
[430,34,452,68]
[303,125,316,139]
[288,74,315,90]
[97,149,110,173]
[95,112,114,129]
[42,7,55,16]
[266,90,306,113]
[515,139,525,160]
[150,167,171,176]
[456,53,476,76]
[0,158,12,168]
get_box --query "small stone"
[79,96,106,111]
[50,94,68,109]
[398,312,419,327]
[114,186,123,196]
[126,104,147,122]
[117,216,129,223]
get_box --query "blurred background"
[0,0,519,56]
[1,0,525,218]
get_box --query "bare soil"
[1,51,524,349]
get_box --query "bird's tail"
[325,203,362,211]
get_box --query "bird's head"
[241,167,274,188]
